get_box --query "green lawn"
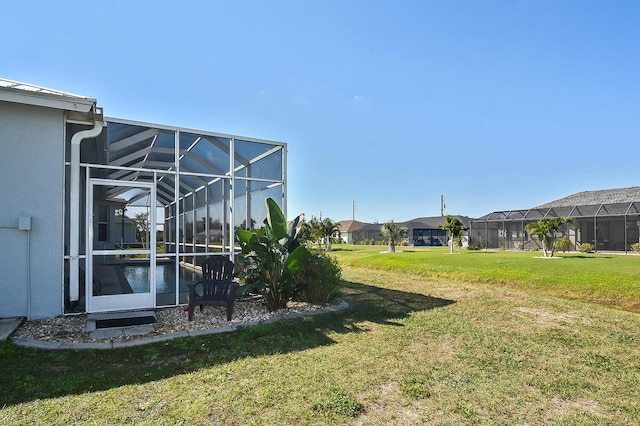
[331,245,640,312]
[0,246,639,424]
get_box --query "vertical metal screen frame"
[86,178,157,313]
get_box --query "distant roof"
[400,215,471,229]
[536,186,640,208]
[359,222,384,231]
[337,220,368,232]
[473,186,640,221]
[0,77,97,113]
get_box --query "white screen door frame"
[86,178,157,313]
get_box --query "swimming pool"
[122,261,201,305]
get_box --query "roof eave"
[0,88,96,113]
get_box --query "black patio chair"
[188,256,238,321]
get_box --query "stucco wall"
[0,102,65,319]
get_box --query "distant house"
[348,221,389,244]
[0,78,287,320]
[336,220,368,244]
[404,216,471,247]
[339,187,640,252]
[337,216,471,246]
[469,187,640,252]
[113,213,138,247]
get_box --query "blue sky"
[4,1,639,222]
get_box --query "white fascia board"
[0,89,96,112]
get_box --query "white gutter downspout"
[69,118,104,302]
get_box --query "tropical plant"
[379,220,408,253]
[578,242,595,253]
[438,215,467,254]
[303,216,323,250]
[631,242,640,252]
[305,216,341,251]
[525,216,576,257]
[555,236,572,252]
[320,218,341,251]
[133,211,150,249]
[236,198,310,311]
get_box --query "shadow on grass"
[0,281,453,407]
[327,247,356,252]
[559,254,613,259]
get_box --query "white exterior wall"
[0,102,65,319]
[340,231,353,244]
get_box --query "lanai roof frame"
[98,116,287,208]
[476,202,640,223]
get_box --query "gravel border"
[11,299,349,350]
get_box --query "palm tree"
[525,216,576,257]
[303,216,340,250]
[304,216,325,250]
[320,218,341,251]
[380,220,408,253]
[133,211,150,249]
[438,215,467,254]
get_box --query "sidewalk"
[0,318,23,340]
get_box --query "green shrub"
[555,236,572,252]
[296,252,342,304]
[578,242,594,253]
[358,239,387,246]
[466,243,482,251]
[631,242,640,252]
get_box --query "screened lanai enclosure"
[469,201,640,253]
[64,118,286,314]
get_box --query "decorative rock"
[12,299,346,345]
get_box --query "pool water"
[123,263,200,294]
